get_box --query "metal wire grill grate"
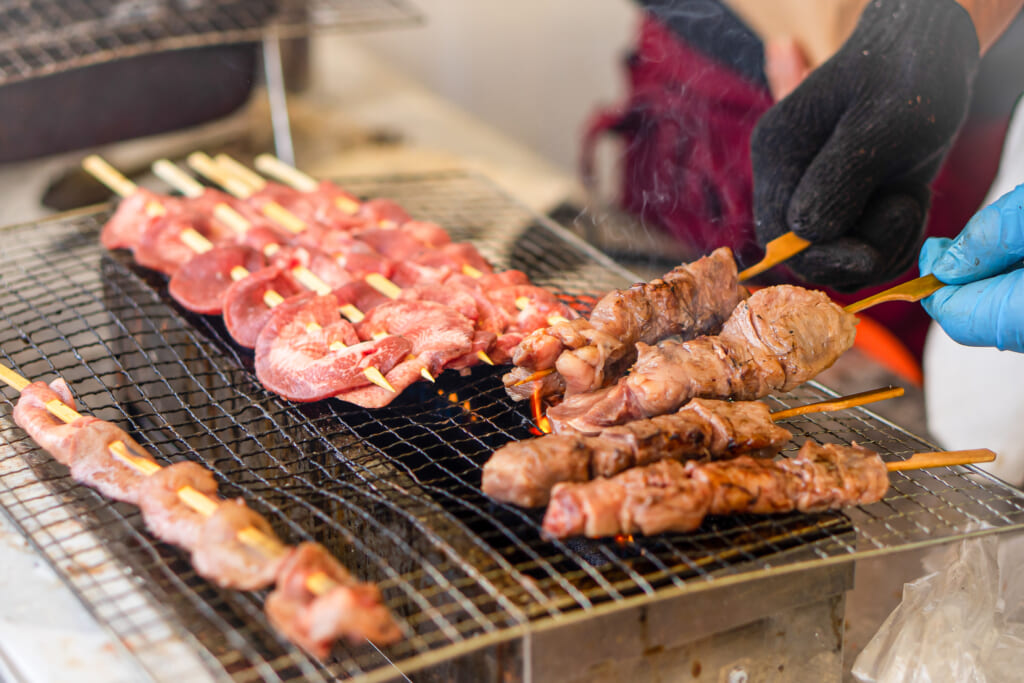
[0,0,421,86]
[1,170,1024,681]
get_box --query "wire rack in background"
[1,171,1024,682]
[0,0,422,86]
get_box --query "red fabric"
[585,15,1007,362]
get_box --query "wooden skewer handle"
[82,155,138,198]
[770,386,905,421]
[887,448,996,472]
[254,154,319,193]
[215,154,267,192]
[845,274,944,314]
[738,232,811,282]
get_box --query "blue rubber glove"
[918,184,1024,352]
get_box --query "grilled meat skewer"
[482,398,791,507]
[503,247,746,402]
[547,285,859,435]
[543,441,889,538]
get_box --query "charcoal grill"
[2,170,1024,681]
[0,0,421,86]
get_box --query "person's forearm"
[956,0,1024,52]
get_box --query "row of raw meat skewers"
[85,153,577,407]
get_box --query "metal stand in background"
[262,25,296,167]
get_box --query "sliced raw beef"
[255,293,412,402]
[169,245,266,315]
[356,300,475,374]
[222,265,305,348]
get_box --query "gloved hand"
[918,184,1024,352]
[751,0,980,291]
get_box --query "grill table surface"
[1,170,1023,681]
[0,0,422,86]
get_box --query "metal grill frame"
[1,170,1024,682]
[0,0,423,86]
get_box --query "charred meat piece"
[547,286,858,434]
[138,461,219,550]
[192,498,287,590]
[168,245,266,315]
[482,399,791,507]
[254,293,411,402]
[265,543,401,657]
[222,265,305,348]
[543,441,888,538]
[505,247,746,400]
[13,380,155,504]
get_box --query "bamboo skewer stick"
[769,386,905,421]
[0,363,339,591]
[83,156,395,393]
[845,275,944,314]
[886,449,996,472]
[738,232,812,282]
[188,152,408,305]
[255,153,360,214]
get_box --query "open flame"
[530,385,552,435]
[614,534,635,545]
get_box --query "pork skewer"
[0,364,401,655]
[482,387,904,507]
[546,284,859,434]
[542,440,996,538]
[504,246,748,402]
[85,157,399,394]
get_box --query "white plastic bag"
[852,534,1024,682]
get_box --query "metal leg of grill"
[263,26,297,167]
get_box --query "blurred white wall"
[349,0,640,174]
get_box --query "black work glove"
[750,0,981,292]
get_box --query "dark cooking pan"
[0,44,259,162]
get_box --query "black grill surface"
[2,171,1024,682]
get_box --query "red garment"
[583,15,1007,362]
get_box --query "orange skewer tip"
[512,368,554,386]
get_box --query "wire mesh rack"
[1,170,1024,682]
[0,0,422,86]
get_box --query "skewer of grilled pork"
[542,441,996,538]
[546,284,859,435]
[0,364,400,657]
[503,246,748,402]
[483,387,903,507]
